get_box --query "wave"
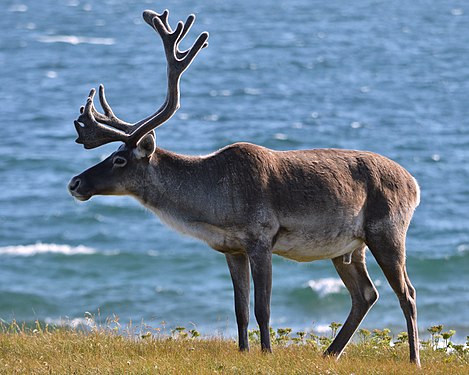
[0,244,162,258]
[44,316,96,329]
[0,243,96,257]
[306,277,345,297]
[456,243,469,255]
[312,324,333,334]
[407,245,468,261]
[37,35,115,46]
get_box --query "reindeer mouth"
[71,192,92,202]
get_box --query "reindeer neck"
[136,147,211,219]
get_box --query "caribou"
[68,9,421,365]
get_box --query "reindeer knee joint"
[364,286,379,306]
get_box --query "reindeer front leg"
[226,253,250,351]
[246,239,273,352]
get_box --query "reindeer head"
[68,133,156,201]
[68,10,208,201]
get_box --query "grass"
[0,320,467,374]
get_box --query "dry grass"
[0,323,467,374]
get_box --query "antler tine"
[78,88,98,125]
[174,14,195,59]
[143,9,172,35]
[158,9,171,31]
[97,84,114,119]
[79,88,101,118]
[178,31,209,72]
[74,9,208,149]
[95,84,132,132]
[178,15,195,43]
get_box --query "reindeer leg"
[225,253,250,351]
[246,240,273,352]
[367,234,420,366]
[324,246,379,358]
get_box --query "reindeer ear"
[134,133,156,159]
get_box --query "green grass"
[0,320,467,374]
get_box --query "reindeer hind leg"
[366,228,420,366]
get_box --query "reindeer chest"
[149,205,247,253]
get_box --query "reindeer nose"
[68,177,81,193]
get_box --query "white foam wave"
[457,244,468,254]
[45,317,93,329]
[306,278,344,297]
[0,243,96,256]
[37,35,115,45]
[313,324,332,334]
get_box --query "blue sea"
[1,0,468,342]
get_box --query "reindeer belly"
[272,206,366,262]
[152,206,365,261]
[273,231,364,262]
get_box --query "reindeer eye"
[113,156,127,167]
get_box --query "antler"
[74,10,209,149]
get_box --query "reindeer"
[68,9,421,365]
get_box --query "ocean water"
[1,0,468,342]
